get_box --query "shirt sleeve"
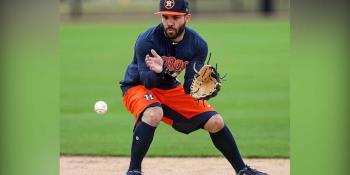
[183,40,208,94]
[135,39,163,89]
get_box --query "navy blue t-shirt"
[120,24,208,95]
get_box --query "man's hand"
[145,49,163,73]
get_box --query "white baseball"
[94,101,108,114]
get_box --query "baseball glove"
[190,54,225,101]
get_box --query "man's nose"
[166,18,175,26]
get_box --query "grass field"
[60,19,289,158]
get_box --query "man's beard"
[164,22,186,40]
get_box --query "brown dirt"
[60,156,289,175]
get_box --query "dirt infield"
[60,156,289,175]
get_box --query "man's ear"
[185,14,191,23]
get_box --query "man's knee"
[204,114,225,133]
[142,106,163,127]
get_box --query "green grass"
[60,20,289,158]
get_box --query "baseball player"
[120,0,269,174]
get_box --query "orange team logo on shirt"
[162,56,189,75]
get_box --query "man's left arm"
[183,41,208,94]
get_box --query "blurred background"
[60,0,289,158]
[60,0,289,20]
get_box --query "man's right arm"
[135,40,162,89]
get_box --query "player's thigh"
[161,105,218,134]
[153,85,215,118]
[152,85,218,134]
[123,85,161,120]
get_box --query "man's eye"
[162,16,168,19]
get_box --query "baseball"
[94,101,108,114]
